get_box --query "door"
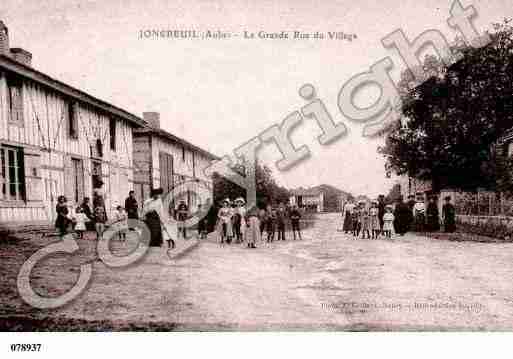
[71,158,84,204]
[91,160,102,189]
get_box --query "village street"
[2,213,513,330]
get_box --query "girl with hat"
[245,207,260,248]
[217,198,234,244]
[369,201,380,239]
[383,205,395,239]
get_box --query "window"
[109,118,116,151]
[6,74,23,124]
[182,146,185,162]
[192,152,196,178]
[67,100,78,139]
[0,145,25,201]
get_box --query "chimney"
[143,112,160,129]
[0,21,9,55]
[10,48,32,67]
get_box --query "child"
[360,209,371,239]
[114,205,128,241]
[383,206,395,239]
[73,206,89,239]
[93,202,107,241]
[245,207,260,248]
[369,202,380,239]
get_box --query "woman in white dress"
[217,199,233,244]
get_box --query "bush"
[456,218,513,239]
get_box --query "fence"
[447,190,513,216]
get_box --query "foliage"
[380,20,513,192]
[212,162,290,208]
[385,183,402,203]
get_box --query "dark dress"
[393,202,411,235]
[125,197,139,219]
[343,207,352,232]
[443,203,456,233]
[378,201,386,230]
[407,200,415,230]
[145,210,163,247]
[55,203,70,235]
[81,202,94,231]
[426,202,440,232]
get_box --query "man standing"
[177,199,189,239]
[377,195,386,235]
[407,195,416,231]
[276,203,286,241]
[290,204,302,240]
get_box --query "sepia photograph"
[0,0,513,355]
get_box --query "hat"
[234,197,246,204]
[385,204,393,209]
[150,188,163,197]
[222,198,231,204]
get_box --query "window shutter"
[77,159,84,202]
[63,155,74,204]
[24,150,43,201]
[160,152,168,193]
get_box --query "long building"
[133,112,217,208]
[0,21,216,224]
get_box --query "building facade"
[289,188,325,212]
[133,112,217,210]
[0,21,145,224]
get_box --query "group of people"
[342,194,456,239]
[54,189,120,241]
[215,198,303,248]
[54,188,190,248]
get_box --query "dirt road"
[2,213,513,330]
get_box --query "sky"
[0,0,511,198]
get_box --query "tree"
[213,162,290,208]
[380,20,513,192]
